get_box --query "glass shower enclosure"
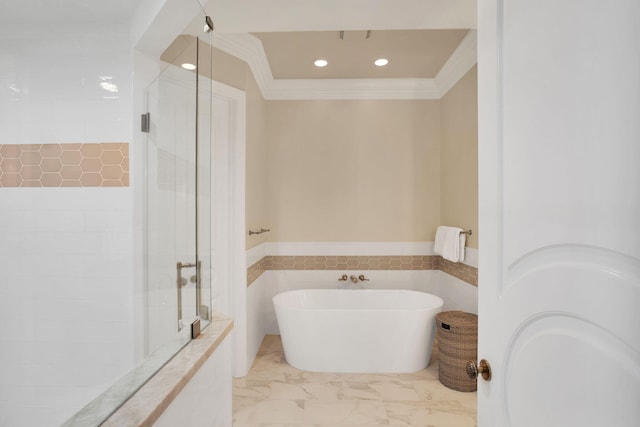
[62,12,215,426]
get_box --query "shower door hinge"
[191,318,201,339]
[141,112,150,133]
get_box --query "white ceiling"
[203,0,477,33]
[0,0,476,35]
[2,0,477,99]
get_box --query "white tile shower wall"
[0,25,134,427]
[0,189,134,426]
[0,25,132,144]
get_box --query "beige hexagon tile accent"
[41,158,63,172]
[40,144,62,158]
[247,254,476,287]
[0,143,129,187]
[81,173,102,187]
[20,151,42,166]
[80,144,103,158]
[1,173,21,187]
[61,165,83,180]
[101,165,123,180]
[439,257,478,287]
[80,157,102,172]
[1,158,20,173]
[20,165,42,180]
[101,150,124,165]
[0,145,21,158]
[102,142,123,150]
[60,150,82,165]
[41,173,63,187]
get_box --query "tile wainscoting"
[264,255,441,271]
[438,257,478,286]
[247,251,478,287]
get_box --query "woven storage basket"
[436,310,478,392]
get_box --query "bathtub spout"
[350,275,359,283]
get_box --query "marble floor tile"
[233,335,477,427]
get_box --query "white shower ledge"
[102,314,233,427]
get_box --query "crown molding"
[266,78,441,100]
[212,31,476,100]
[211,32,274,91]
[435,30,477,97]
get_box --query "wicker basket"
[436,310,478,392]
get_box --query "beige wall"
[266,100,441,242]
[210,48,269,250]
[440,66,478,248]
[207,43,478,247]
[210,47,247,91]
[162,39,271,249]
[244,72,270,249]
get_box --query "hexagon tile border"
[0,143,129,187]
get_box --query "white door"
[478,1,640,426]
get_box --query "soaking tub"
[272,289,444,373]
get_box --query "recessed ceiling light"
[314,59,328,68]
[181,63,197,70]
[374,58,389,67]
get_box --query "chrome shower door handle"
[176,262,197,287]
[177,262,197,270]
[176,261,198,331]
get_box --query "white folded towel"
[434,226,448,255]
[457,231,466,263]
[434,225,465,263]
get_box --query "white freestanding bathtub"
[272,289,444,373]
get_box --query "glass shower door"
[145,45,199,354]
[144,25,214,355]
